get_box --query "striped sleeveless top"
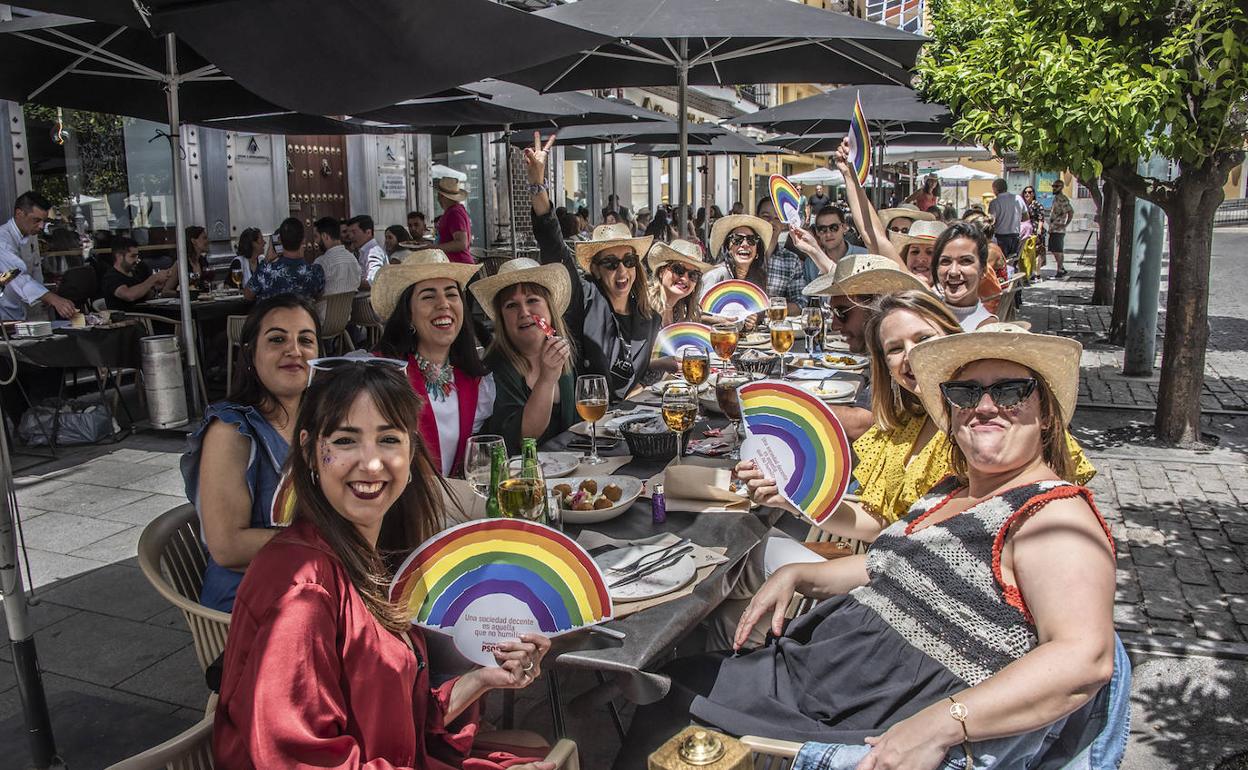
[850,477,1113,686]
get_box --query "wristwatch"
[527,182,547,196]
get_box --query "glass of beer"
[771,321,795,376]
[767,297,787,324]
[711,322,738,360]
[230,267,244,289]
[715,369,752,458]
[681,348,710,425]
[801,304,824,355]
[661,382,699,465]
[575,374,609,465]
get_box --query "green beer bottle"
[520,437,550,525]
[485,443,507,518]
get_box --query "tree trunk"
[1154,164,1226,446]
[1092,181,1118,308]
[1109,186,1136,345]
[1084,177,1115,305]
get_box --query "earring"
[408,471,414,486]
[891,380,904,412]
[309,467,319,484]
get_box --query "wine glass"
[771,320,795,376]
[575,374,609,465]
[715,369,752,459]
[661,382,698,465]
[711,322,738,361]
[463,435,505,498]
[681,348,711,427]
[801,304,824,355]
[767,297,787,325]
[503,459,548,523]
[230,267,244,289]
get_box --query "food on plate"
[552,478,628,513]
[602,483,623,502]
[580,479,598,495]
[593,497,613,510]
[552,483,573,498]
[824,354,862,367]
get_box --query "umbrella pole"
[505,125,517,251]
[165,34,202,417]
[610,140,617,217]
[676,38,689,235]
[0,415,58,768]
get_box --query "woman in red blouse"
[213,358,553,769]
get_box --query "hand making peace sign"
[523,130,557,185]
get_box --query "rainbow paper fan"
[699,279,769,320]
[269,471,298,526]
[656,322,714,357]
[769,174,803,229]
[390,519,612,648]
[846,92,871,185]
[738,380,852,525]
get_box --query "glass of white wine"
[661,382,698,465]
[575,374,609,465]
[463,434,505,498]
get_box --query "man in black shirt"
[804,184,831,225]
[101,236,170,310]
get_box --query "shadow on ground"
[1125,654,1248,770]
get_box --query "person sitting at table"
[470,258,576,454]
[697,213,774,332]
[243,217,326,302]
[647,238,709,327]
[408,210,429,241]
[372,249,492,476]
[525,133,660,403]
[888,219,946,289]
[161,225,211,297]
[616,324,1118,770]
[213,358,552,769]
[311,216,362,296]
[230,227,264,288]
[935,221,999,330]
[181,294,321,612]
[384,224,414,264]
[101,236,172,311]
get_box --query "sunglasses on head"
[665,263,702,282]
[940,378,1037,410]
[814,223,843,234]
[594,253,639,271]
[726,233,762,248]
[307,355,408,386]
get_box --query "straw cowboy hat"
[878,203,936,231]
[646,238,708,274]
[802,253,931,298]
[370,249,480,319]
[434,177,469,203]
[889,219,948,252]
[469,257,571,322]
[909,322,1083,432]
[573,223,653,272]
[708,214,774,258]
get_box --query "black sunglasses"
[665,263,702,282]
[940,378,1038,410]
[814,223,842,234]
[726,233,762,248]
[594,254,639,271]
[827,305,851,323]
[887,224,909,234]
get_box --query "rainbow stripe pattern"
[269,471,297,526]
[769,174,803,228]
[699,279,769,320]
[656,322,714,357]
[846,92,872,185]
[389,519,612,635]
[739,380,852,525]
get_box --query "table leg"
[595,670,626,742]
[547,667,567,740]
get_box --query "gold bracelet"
[947,695,974,770]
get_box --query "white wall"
[226,133,288,236]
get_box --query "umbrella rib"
[42,27,163,79]
[20,28,145,100]
[69,69,169,81]
[698,38,814,66]
[688,38,730,68]
[541,49,596,93]
[584,49,676,65]
[621,40,677,65]
[180,63,222,82]
[809,39,907,86]
[840,38,910,72]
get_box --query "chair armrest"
[104,713,214,770]
[740,735,803,758]
[544,738,580,770]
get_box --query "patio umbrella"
[726,84,952,136]
[616,132,786,158]
[933,164,998,211]
[499,0,926,229]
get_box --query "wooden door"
[286,135,349,239]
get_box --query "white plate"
[737,332,771,348]
[797,380,858,402]
[510,451,581,479]
[549,475,643,524]
[648,378,714,396]
[595,545,698,603]
[570,407,659,437]
[821,353,870,371]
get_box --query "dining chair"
[137,504,231,676]
[317,291,356,355]
[224,314,247,390]
[349,293,384,350]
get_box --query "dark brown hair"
[229,295,322,419]
[287,363,451,632]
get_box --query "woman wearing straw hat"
[524,133,660,402]
[618,324,1120,770]
[646,238,711,326]
[698,213,775,331]
[470,258,577,453]
[371,249,491,476]
[934,221,999,331]
[434,177,474,265]
[888,219,946,289]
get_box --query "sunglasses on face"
[941,378,1037,410]
[307,355,408,386]
[828,305,852,323]
[887,224,909,234]
[594,254,639,271]
[665,263,702,282]
[814,223,843,234]
[727,233,762,248]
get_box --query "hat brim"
[709,215,773,258]
[469,262,572,322]
[370,262,481,320]
[802,265,932,297]
[910,329,1083,433]
[889,230,939,252]
[435,186,469,202]
[879,208,937,229]
[646,242,708,273]
[575,235,654,272]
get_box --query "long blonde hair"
[864,291,963,431]
[648,263,704,324]
[486,281,576,377]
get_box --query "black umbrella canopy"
[501,121,724,147]
[619,133,787,157]
[769,130,954,154]
[466,80,671,127]
[11,0,612,115]
[501,0,925,92]
[195,112,403,135]
[726,85,951,136]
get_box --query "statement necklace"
[413,352,454,401]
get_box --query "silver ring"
[523,661,535,673]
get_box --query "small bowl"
[731,352,780,376]
[619,415,688,460]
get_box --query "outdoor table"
[134,295,253,324]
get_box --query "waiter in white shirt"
[0,192,77,320]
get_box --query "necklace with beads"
[413,352,454,401]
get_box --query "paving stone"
[1113,603,1147,632]
[1216,571,1248,594]
[114,643,210,710]
[26,611,189,688]
[1226,525,1248,545]
[1187,511,1223,530]
[69,525,142,564]
[1175,558,1216,586]
[1131,543,1172,569]
[94,493,188,527]
[1227,595,1248,625]
[1167,540,1204,560]
[35,563,170,623]
[1192,610,1243,642]
[18,511,129,555]
[17,548,109,591]
[0,601,79,646]
[1143,591,1190,621]
[1137,565,1183,594]
[120,468,186,495]
[138,452,184,469]
[60,459,172,490]
[13,478,70,508]
[1116,580,1143,604]
[1208,548,1247,574]
[1197,531,1235,551]
[1146,618,1196,637]
[1126,527,1167,547]
[19,482,150,517]
[1181,582,1229,611]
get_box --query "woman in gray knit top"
[615,324,1119,770]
